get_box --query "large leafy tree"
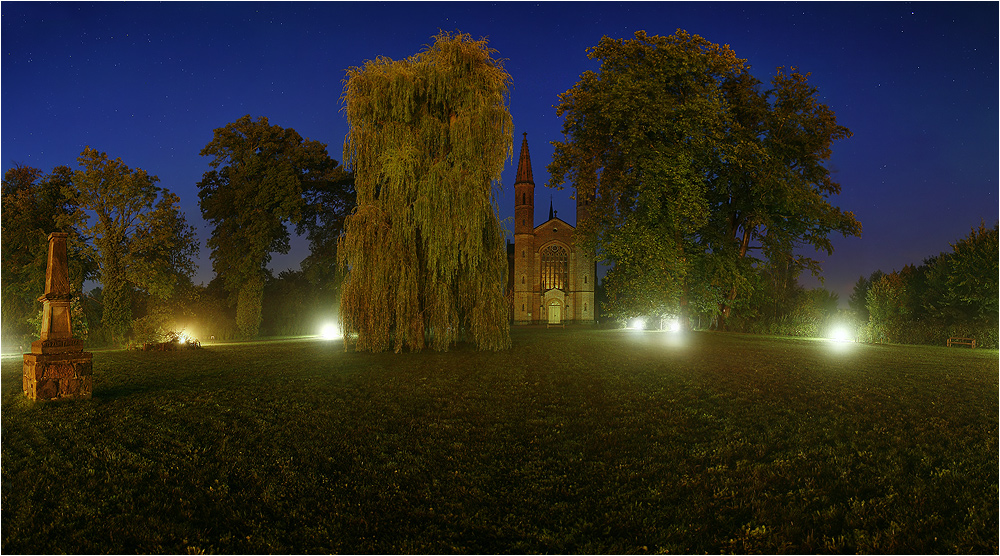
[549,30,860,327]
[707,68,861,325]
[865,270,910,344]
[550,30,738,325]
[299,171,356,302]
[339,31,513,352]
[1,165,95,347]
[197,115,346,339]
[923,221,999,325]
[67,147,199,345]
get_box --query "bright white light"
[828,325,852,343]
[630,317,646,330]
[667,319,681,333]
[177,335,187,345]
[320,323,341,340]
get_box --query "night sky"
[3,2,997,303]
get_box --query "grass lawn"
[2,328,997,554]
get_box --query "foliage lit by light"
[173,327,199,345]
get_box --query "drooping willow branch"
[339,31,513,352]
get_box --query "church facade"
[510,133,595,325]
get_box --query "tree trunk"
[716,225,753,330]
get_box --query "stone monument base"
[23,343,93,401]
[22,231,93,402]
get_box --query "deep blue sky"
[3,2,997,303]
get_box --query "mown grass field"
[2,328,997,554]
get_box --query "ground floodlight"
[828,325,853,343]
[320,323,341,340]
[667,319,681,333]
[630,317,646,330]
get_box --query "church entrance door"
[547,303,561,325]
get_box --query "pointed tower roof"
[515,132,534,185]
[549,195,554,221]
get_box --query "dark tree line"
[850,222,998,347]
[2,117,355,350]
[2,153,197,349]
[718,254,843,337]
[5,29,990,351]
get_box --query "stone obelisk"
[22,232,93,401]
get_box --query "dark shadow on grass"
[94,380,169,400]
[91,347,225,401]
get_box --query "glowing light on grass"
[666,319,681,333]
[320,323,341,340]
[828,324,853,343]
[174,324,201,345]
[629,317,646,330]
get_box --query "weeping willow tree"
[339,31,513,352]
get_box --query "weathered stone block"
[46,362,75,379]
[22,338,94,401]
[31,337,84,355]
[36,378,59,400]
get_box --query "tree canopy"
[197,115,348,338]
[858,221,999,347]
[927,221,999,324]
[66,147,199,345]
[298,170,356,300]
[1,165,95,347]
[549,30,860,327]
[339,31,513,352]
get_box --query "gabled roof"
[534,216,575,232]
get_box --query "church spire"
[515,132,534,185]
[549,195,554,221]
[514,131,535,236]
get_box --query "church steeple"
[549,195,554,221]
[513,132,536,325]
[514,133,535,237]
[515,132,534,186]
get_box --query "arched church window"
[541,245,568,291]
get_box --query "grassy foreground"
[2,329,997,554]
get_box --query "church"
[508,133,595,325]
